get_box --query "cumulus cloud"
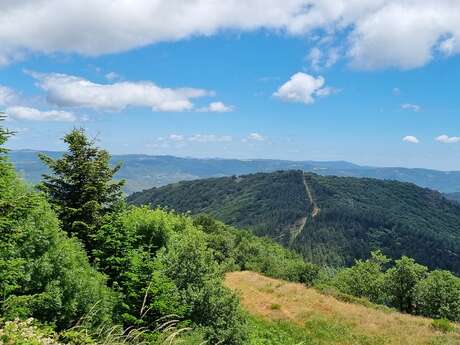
[0,1,460,69]
[274,72,333,104]
[197,101,233,113]
[401,103,421,112]
[28,71,215,112]
[402,135,419,144]
[5,106,76,122]
[436,135,460,144]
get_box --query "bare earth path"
[290,174,320,242]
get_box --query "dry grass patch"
[225,271,460,345]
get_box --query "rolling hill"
[128,170,460,274]
[10,149,460,194]
[225,271,460,345]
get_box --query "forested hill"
[129,170,460,274]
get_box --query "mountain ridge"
[9,149,460,194]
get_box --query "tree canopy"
[39,128,125,253]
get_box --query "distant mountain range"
[128,170,460,274]
[9,149,460,195]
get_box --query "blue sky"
[1,1,460,170]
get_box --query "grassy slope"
[226,271,460,345]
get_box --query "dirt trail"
[290,174,320,242]
[303,174,320,219]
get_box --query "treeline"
[0,122,316,344]
[319,251,460,322]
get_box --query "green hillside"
[129,170,460,273]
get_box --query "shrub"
[431,318,454,333]
[415,270,460,321]
[0,318,61,345]
[270,304,281,310]
[159,229,248,344]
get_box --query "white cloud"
[392,87,401,96]
[167,134,185,142]
[197,101,233,113]
[274,72,333,104]
[436,134,460,144]
[402,135,419,144]
[5,106,76,122]
[157,133,233,144]
[105,72,121,81]
[0,85,18,106]
[1,1,460,69]
[29,71,216,112]
[307,47,340,70]
[246,133,266,141]
[307,47,322,70]
[189,134,232,143]
[401,103,421,112]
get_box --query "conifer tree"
[39,128,125,253]
[0,113,13,157]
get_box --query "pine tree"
[0,113,13,157]
[39,128,125,253]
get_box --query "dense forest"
[129,170,460,273]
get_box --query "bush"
[385,256,427,313]
[431,318,454,333]
[327,251,389,305]
[159,229,248,344]
[0,318,61,345]
[415,270,460,321]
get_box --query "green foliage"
[431,318,454,333]
[92,208,193,327]
[92,208,249,344]
[158,229,248,345]
[0,318,60,345]
[193,215,320,285]
[322,251,460,322]
[0,114,13,157]
[39,128,125,253]
[385,256,428,313]
[129,170,460,274]
[415,270,460,321]
[129,170,309,240]
[0,125,115,330]
[328,251,389,305]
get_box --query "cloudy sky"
[1,0,460,169]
